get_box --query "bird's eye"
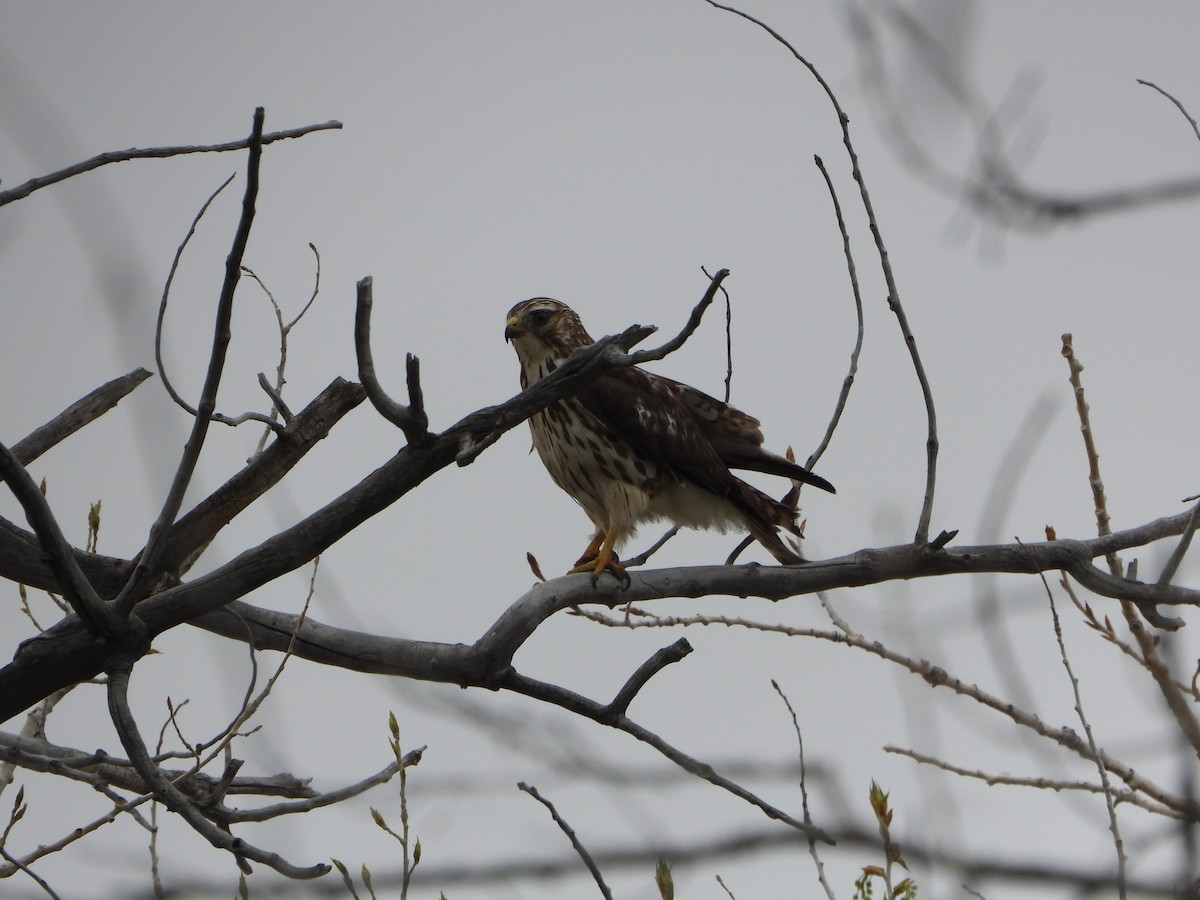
[528,309,552,328]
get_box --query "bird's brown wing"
[576,367,742,502]
[656,376,836,494]
[575,366,809,560]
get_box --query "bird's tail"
[733,483,808,565]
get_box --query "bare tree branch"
[606,638,692,717]
[0,377,362,599]
[0,731,316,801]
[5,507,1197,726]
[772,680,836,899]
[501,667,834,844]
[885,745,1181,818]
[0,442,119,639]
[578,607,1198,820]
[625,267,729,365]
[1027,552,1128,897]
[6,369,153,471]
[848,2,1200,230]
[0,120,341,208]
[115,107,266,619]
[518,782,613,900]
[806,155,865,475]
[705,1,940,546]
[105,660,330,879]
[1139,79,1200,142]
[354,276,429,446]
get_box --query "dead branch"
[6,369,152,471]
[605,638,692,718]
[114,108,266,619]
[0,731,316,801]
[501,667,834,844]
[105,660,330,879]
[5,508,1197,727]
[0,120,341,208]
[706,1,940,546]
[518,782,614,900]
[624,267,729,365]
[0,441,119,639]
[354,276,429,446]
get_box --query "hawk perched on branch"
[505,298,835,581]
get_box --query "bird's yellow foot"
[569,530,630,587]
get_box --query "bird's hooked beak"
[504,314,522,342]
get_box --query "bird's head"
[505,298,594,377]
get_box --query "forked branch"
[355,276,430,446]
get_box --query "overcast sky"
[3,2,1200,898]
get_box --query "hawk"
[505,298,835,581]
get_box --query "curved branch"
[705,2,939,545]
[606,638,692,717]
[156,175,236,418]
[806,156,864,474]
[355,276,429,445]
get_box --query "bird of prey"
[505,298,835,582]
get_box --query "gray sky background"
[2,2,1199,898]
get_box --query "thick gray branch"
[7,368,152,472]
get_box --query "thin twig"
[106,660,330,879]
[693,264,732,402]
[1022,542,1127,898]
[771,681,835,899]
[518,782,614,900]
[0,120,341,208]
[503,669,833,843]
[626,267,730,365]
[705,1,939,545]
[226,753,417,824]
[1063,335,1196,639]
[622,526,680,568]
[156,174,236,417]
[0,844,61,900]
[806,155,865,473]
[577,607,1195,818]
[886,745,1179,818]
[1138,80,1200,142]
[244,242,323,453]
[0,789,160,879]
